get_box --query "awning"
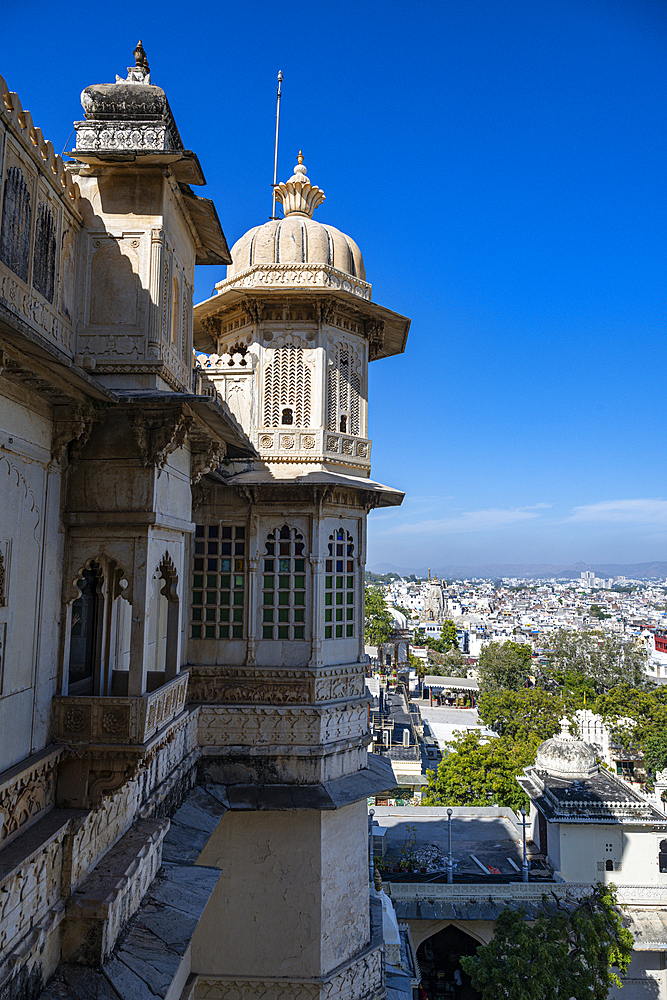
[622,909,667,950]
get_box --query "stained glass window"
[324,528,355,639]
[191,523,245,639]
[261,524,306,640]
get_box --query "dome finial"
[274,151,325,219]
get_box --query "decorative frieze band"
[188,665,366,706]
[197,702,368,749]
[217,263,371,301]
[0,745,62,849]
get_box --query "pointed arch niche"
[145,553,180,685]
[67,557,131,696]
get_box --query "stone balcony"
[52,672,189,746]
[256,427,371,468]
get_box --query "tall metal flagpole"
[271,71,283,220]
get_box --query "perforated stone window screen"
[327,343,362,436]
[324,528,355,639]
[191,524,245,639]
[263,345,311,428]
[261,525,306,640]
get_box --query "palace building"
[0,43,409,1000]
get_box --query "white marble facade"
[0,46,408,1000]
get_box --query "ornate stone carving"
[301,435,315,450]
[341,439,353,455]
[51,402,95,465]
[197,702,367,749]
[259,434,273,449]
[218,263,371,301]
[0,747,62,848]
[130,408,194,468]
[355,442,368,457]
[365,318,385,359]
[192,442,226,483]
[326,435,338,452]
[280,435,295,450]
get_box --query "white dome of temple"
[226,153,366,281]
[535,719,598,780]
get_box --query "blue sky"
[4,0,667,571]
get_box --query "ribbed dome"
[226,153,366,281]
[535,719,598,780]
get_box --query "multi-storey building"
[0,44,409,1000]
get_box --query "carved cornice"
[51,402,96,465]
[188,665,366,706]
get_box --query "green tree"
[364,587,393,651]
[477,641,533,691]
[427,647,468,677]
[642,732,667,777]
[589,604,610,620]
[461,883,632,1000]
[477,688,564,742]
[423,730,539,810]
[439,619,459,650]
[543,630,648,694]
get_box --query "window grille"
[263,345,311,427]
[191,524,245,639]
[324,528,355,639]
[326,343,362,435]
[261,525,306,640]
[33,202,56,303]
[0,166,31,282]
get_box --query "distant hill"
[367,561,667,580]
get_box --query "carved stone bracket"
[191,441,227,483]
[318,295,337,325]
[51,402,96,466]
[130,408,195,468]
[365,318,385,360]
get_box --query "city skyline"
[5,0,667,567]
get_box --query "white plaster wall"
[0,385,62,769]
[194,805,371,979]
[558,823,667,887]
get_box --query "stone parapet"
[188,663,366,707]
[217,263,371,301]
[62,817,168,964]
[0,746,63,851]
[52,672,189,746]
[197,701,369,751]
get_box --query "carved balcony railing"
[52,672,189,746]
[255,427,371,467]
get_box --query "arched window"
[324,528,355,639]
[33,202,57,303]
[281,407,293,426]
[261,525,306,640]
[0,166,31,282]
[69,563,104,694]
[605,859,614,872]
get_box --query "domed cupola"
[226,153,366,282]
[535,719,598,780]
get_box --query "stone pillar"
[148,227,165,359]
[128,538,149,696]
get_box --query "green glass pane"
[347,592,354,604]
[347,576,354,588]
[293,626,304,639]
[192,590,203,605]
[347,608,354,620]
[206,608,216,621]
[278,608,289,622]
[219,608,230,622]
[325,626,332,639]
[193,574,204,588]
[263,575,274,588]
[336,609,343,621]
[346,624,354,636]
[325,577,333,589]
[219,625,229,639]
[336,577,344,589]
[325,610,332,622]
[294,576,305,589]
[220,592,230,605]
[263,609,273,622]
[278,576,290,589]
[220,575,231,588]
[233,592,244,605]
[263,591,274,604]
[207,574,217,588]
[191,624,202,638]
[234,574,244,588]
[263,625,273,639]
[278,626,289,639]
[279,559,290,573]
[206,591,217,605]
[232,625,243,638]
[295,559,305,572]
[192,608,202,621]
[233,608,243,622]
[294,592,305,606]
[325,593,332,606]
[336,593,343,605]
[294,609,305,622]
[278,592,289,605]
[205,625,216,638]
[335,625,343,638]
